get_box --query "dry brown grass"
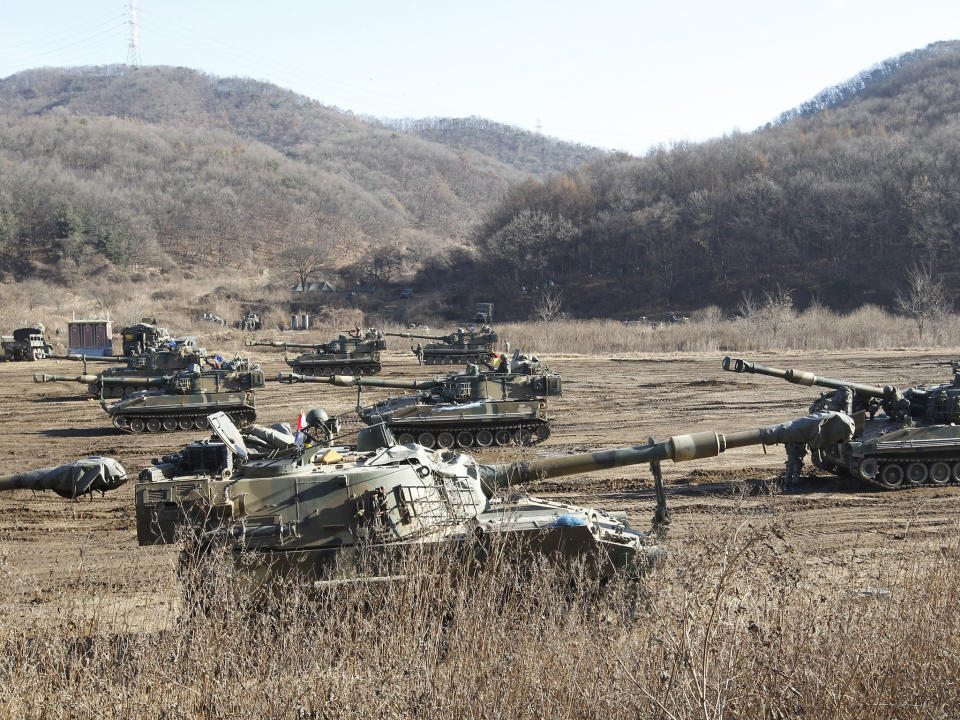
[504,305,960,355]
[2,518,958,719]
[2,273,958,355]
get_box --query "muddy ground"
[1,344,958,629]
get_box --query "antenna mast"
[126,0,141,67]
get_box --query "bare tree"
[896,263,951,341]
[530,289,566,322]
[281,241,328,290]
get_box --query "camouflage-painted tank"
[722,356,960,489]
[133,409,852,582]
[34,360,265,433]
[53,345,209,397]
[246,328,386,376]
[278,365,562,448]
[0,458,127,498]
[386,326,499,365]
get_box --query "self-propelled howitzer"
[0,457,127,498]
[278,367,561,448]
[386,327,498,365]
[722,356,960,488]
[51,347,209,396]
[35,365,265,433]
[246,329,386,375]
[134,410,852,582]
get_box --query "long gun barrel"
[384,331,452,342]
[480,411,855,494]
[245,340,322,350]
[721,356,887,397]
[277,371,441,390]
[0,457,127,498]
[48,354,128,362]
[34,373,169,387]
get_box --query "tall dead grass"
[2,520,958,719]
[504,305,960,354]
[2,273,958,354]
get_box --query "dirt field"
[2,344,959,630]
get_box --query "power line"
[126,0,141,67]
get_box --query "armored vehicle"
[133,408,852,583]
[279,365,562,448]
[722,356,960,489]
[247,328,386,376]
[0,457,127,498]
[121,319,172,356]
[386,326,499,365]
[55,345,210,397]
[2,327,53,361]
[34,360,265,433]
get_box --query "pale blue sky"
[1,0,958,155]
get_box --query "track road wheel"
[878,463,904,489]
[112,416,125,431]
[930,461,951,485]
[129,418,145,433]
[397,432,415,445]
[906,462,928,486]
[417,432,436,449]
[146,418,161,433]
[437,432,455,449]
[193,417,208,430]
[456,430,474,448]
[178,418,193,431]
[856,458,879,481]
[475,429,494,447]
[534,424,551,442]
[494,429,513,446]
[162,418,177,432]
[514,429,533,446]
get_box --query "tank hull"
[361,397,550,448]
[421,345,496,366]
[108,390,257,433]
[813,417,960,489]
[287,351,381,376]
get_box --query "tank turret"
[722,356,960,488]
[0,457,127,498]
[50,345,210,397]
[135,410,852,582]
[279,367,561,448]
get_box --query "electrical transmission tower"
[126,0,141,66]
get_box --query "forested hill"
[0,65,599,279]
[381,117,607,176]
[433,40,960,317]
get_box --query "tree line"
[414,41,960,317]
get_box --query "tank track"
[814,450,960,490]
[859,454,960,490]
[292,362,381,376]
[111,408,256,434]
[389,419,550,449]
[423,354,492,366]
